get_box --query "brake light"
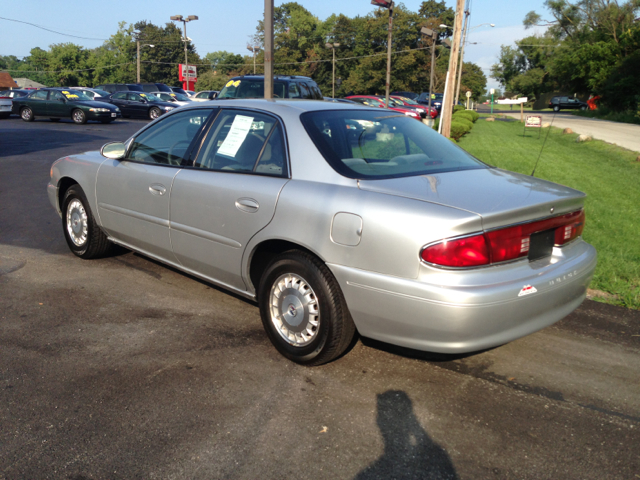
[421,210,585,268]
[421,234,490,267]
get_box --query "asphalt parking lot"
[1,115,639,479]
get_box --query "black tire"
[49,118,61,122]
[149,107,161,120]
[580,105,587,111]
[72,109,87,124]
[258,250,356,366]
[553,106,560,112]
[20,107,34,122]
[61,185,112,259]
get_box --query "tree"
[203,51,246,75]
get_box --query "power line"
[0,16,108,41]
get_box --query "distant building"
[0,72,18,89]
[13,78,46,89]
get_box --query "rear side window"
[298,82,312,99]
[127,109,213,166]
[300,110,486,179]
[32,90,48,100]
[113,92,127,100]
[194,109,286,176]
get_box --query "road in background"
[1,117,639,479]
[476,106,640,153]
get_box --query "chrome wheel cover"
[66,199,88,247]
[269,273,320,347]
[73,110,84,122]
[150,108,160,119]
[21,108,31,120]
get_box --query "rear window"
[218,79,286,99]
[300,110,487,180]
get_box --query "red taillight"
[421,210,585,268]
[421,234,490,267]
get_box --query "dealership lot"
[1,117,639,479]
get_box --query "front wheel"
[580,105,587,111]
[20,107,34,122]
[553,106,560,112]
[149,107,161,120]
[72,109,87,124]
[258,250,356,366]
[62,185,112,259]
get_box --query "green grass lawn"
[456,117,640,309]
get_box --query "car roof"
[179,99,375,119]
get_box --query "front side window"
[288,83,301,98]
[194,109,286,176]
[196,91,208,99]
[301,110,486,179]
[127,109,214,166]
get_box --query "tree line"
[491,0,640,112]
[0,1,487,99]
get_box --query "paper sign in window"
[217,115,254,157]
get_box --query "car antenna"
[531,112,557,177]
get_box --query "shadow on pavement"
[355,390,458,480]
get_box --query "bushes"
[452,117,473,131]
[452,111,475,124]
[453,105,465,114]
[450,121,472,141]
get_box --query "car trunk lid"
[358,168,586,230]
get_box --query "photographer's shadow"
[355,390,458,480]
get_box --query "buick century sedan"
[47,100,597,365]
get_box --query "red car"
[345,95,424,121]
[391,95,438,119]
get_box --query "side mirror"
[101,142,126,160]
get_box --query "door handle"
[149,184,167,196]
[235,198,259,213]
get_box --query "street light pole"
[170,15,198,91]
[420,27,438,115]
[325,42,340,98]
[137,37,141,83]
[371,0,394,108]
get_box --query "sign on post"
[179,64,198,91]
[524,115,543,139]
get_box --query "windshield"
[60,90,92,101]
[300,110,486,179]
[218,79,286,99]
[172,93,191,101]
[397,96,419,105]
[92,89,110,97]
[139,92,162,103]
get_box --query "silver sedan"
[47,100,597,365]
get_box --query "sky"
[0,0,550,91]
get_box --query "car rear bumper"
[328,239,597,354]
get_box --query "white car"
[151,92,193,106]
[0,93,12,118]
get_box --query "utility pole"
[136,37,140,83]
[440,0,464,138]
[247,45,260,75]
[264,0,274,99]
[454,8,470,106]
[325,42,340,98]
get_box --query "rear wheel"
[62,185,112,259]
[72,109,87,124]
[20,107,34,122]
[258,250,356,366]
[580,105,587,111]
[553,105,560,112]
[149,107,161,120]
